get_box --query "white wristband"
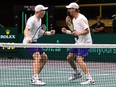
[46,31,51,35]
[66,30,71,34]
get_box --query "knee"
[40,53,48,62]
[33,52,48,62]
[33,52,41,61]
[76,57,84,64]
[67,54,74,62]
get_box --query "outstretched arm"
[44,30,55,35]
[72,28,89,36]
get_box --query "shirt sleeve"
[80,18,89,30]
[26,18,34,30]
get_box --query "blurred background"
[0,1,116,87]
[0,0,116,33]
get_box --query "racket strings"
[32,24,46,40]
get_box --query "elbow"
[85,29,89,34]
[86,31,89,34]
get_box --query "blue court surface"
[0,59,116,87]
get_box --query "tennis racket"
[67,16,74,31]
[32,24,46,40]
[23,24,46,44]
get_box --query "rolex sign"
[0,28,18,42]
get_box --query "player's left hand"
[50,30,55,35]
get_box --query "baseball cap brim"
[66,5,72,8]
[42,7,48,10]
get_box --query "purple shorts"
[27,48,44,56]
[69,48,89,57]
[26,42,44,56]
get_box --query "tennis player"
[61,2,95,85]
[23,5,55,85]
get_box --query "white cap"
[35,5,48,12]
[66,2,79,9]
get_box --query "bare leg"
[76,56,92,80]
[39,52,48,73]
[67,53,80,74]
[31,52,47,85]
[67,53,82,80]
[32,52,48,76]
[67,53,77,72]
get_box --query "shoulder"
[101,22,105,26]
[78,13,88,21]
[80,14,87,19]
[100,22,105,25]
[27,15,36,23]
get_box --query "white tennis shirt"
[23,15,42,43]
[73,13,92,44]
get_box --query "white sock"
[86,73,92,80]
[33,74,39,78]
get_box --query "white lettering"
[0,35,15,39]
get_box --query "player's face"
[36,10,46,18]
[67,8,75,17]
[39,10,46,18]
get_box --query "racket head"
[67,16,74,31]
[41,24,46,31]
[31,24,47,41]
[38,24,46,35]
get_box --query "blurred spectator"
[91,16,105,34]
[112,14,116,33]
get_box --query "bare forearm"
[78,29,89,35]
[79,30,89,35]
[24,28,29,37]
[72,29,89,36]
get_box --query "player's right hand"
[23,37,32,44]
[61,27,67,33]
[27,39,32,43]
